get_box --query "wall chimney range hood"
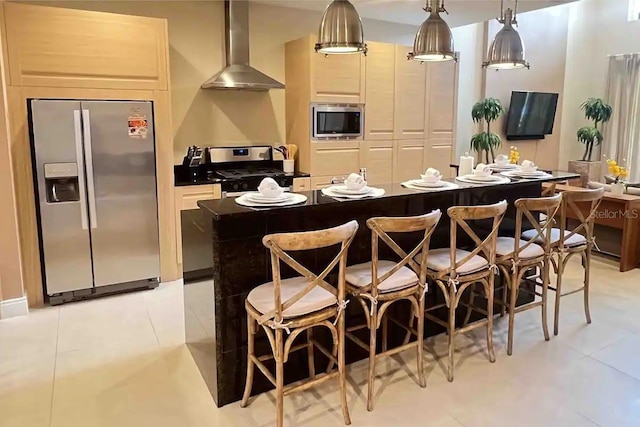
[201,0,284,91]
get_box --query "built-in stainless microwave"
[311,104,364,139]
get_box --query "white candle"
[459,153,474,177]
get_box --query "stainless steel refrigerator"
[30,100,160,304]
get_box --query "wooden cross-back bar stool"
[241,220,359,427]
[343,210,442,411]
[523,187,605,335]
[422,200,508,382]
[495,194,562,355]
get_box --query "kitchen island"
[185,172,577,407]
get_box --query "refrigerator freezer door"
[30,100,94,294]
[81,101,160,287]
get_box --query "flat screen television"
[505,91,559,140]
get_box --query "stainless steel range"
[205,146,293,196]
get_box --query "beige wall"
[483,5,570,170]
[35,1,417,164]
[559,0,640,168]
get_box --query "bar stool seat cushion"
[521,228,587,247]
[417,248,488,275]
[496,237,545,259]
[247,277,336,318]
[346,260,418,293]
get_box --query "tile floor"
[1,256,640,427]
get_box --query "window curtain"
[602,54,640,183]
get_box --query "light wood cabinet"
[313,52,365,104]
[174,184,221,265]
[393,46,427,140]
[364,42,395,140]
[424,142,454,179]
[361,140,393,185]
[292,177,311,192]
[310,176,336,189]
[310,141,360,177]
[426,61,458,140]
[4,3,169,90]
[394,140,425,183]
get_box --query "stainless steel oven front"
[311,104,363,140]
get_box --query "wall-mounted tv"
[505,91,559,141]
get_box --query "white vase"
[611,182,625,195]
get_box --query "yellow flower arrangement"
[509,146,520,164]
[606,158,629,183]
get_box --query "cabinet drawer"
[293,177,311,192]
[176,185,221,211]
[310,141,360,177]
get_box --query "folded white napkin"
[475,163,491,173]
[346,173,364,185]
[521,160,536,169]
[258,177,283,197]
[495,154,509,164]
[424,167,442,177]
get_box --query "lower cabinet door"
[362,140,393,185]
[394,140,425,183]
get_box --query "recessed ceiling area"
[254,0,578,27]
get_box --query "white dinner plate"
[329,185,372,195]
[235,193,307,208]
[410,180,447,188]
[321,186,385,199]
[465,174,501,182]
[244,192,294,204]
[456,174,511,185]
[489,163,519,170]
[501,170,551,178]
[402,180,459,191]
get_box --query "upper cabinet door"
[311,51,365,103]
[4,3,169,90]
[364,42,395,140]
[393,46,427,140]
[426,60,458,141]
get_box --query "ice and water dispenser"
[44,163,81,203]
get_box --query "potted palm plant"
[568,98,613,187]
[577,98,612,161]
[471,98,505,164]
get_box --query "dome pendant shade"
[315,0,367,55]
[409,9,455,62]
[484,8,530,70]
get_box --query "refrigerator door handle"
[73,110,89,230]
[82,109,98,229]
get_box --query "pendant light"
[483,0,530,70]
[408,0,455,62]
[315,0,367,55]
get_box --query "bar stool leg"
[307,328,316,379]
[337,311,352,425]
[485,276,496,363]
[382,315,389,352]
[507,270,518,356]
[241,315,256,408]
[417,295,426,388]
[541,259,550,342]
[554,253,565,336]
[583,250,592,324]
[275,328,285,427]
[367,305,378,412]
[447,283,456,382]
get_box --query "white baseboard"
[0,296,29,319]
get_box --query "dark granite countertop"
[198,171,578,220]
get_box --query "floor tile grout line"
[576,410,604,427]
[585,354,640,384]
[49,308,61,427]
[144,296,162,349]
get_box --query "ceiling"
[255,0,578,27]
